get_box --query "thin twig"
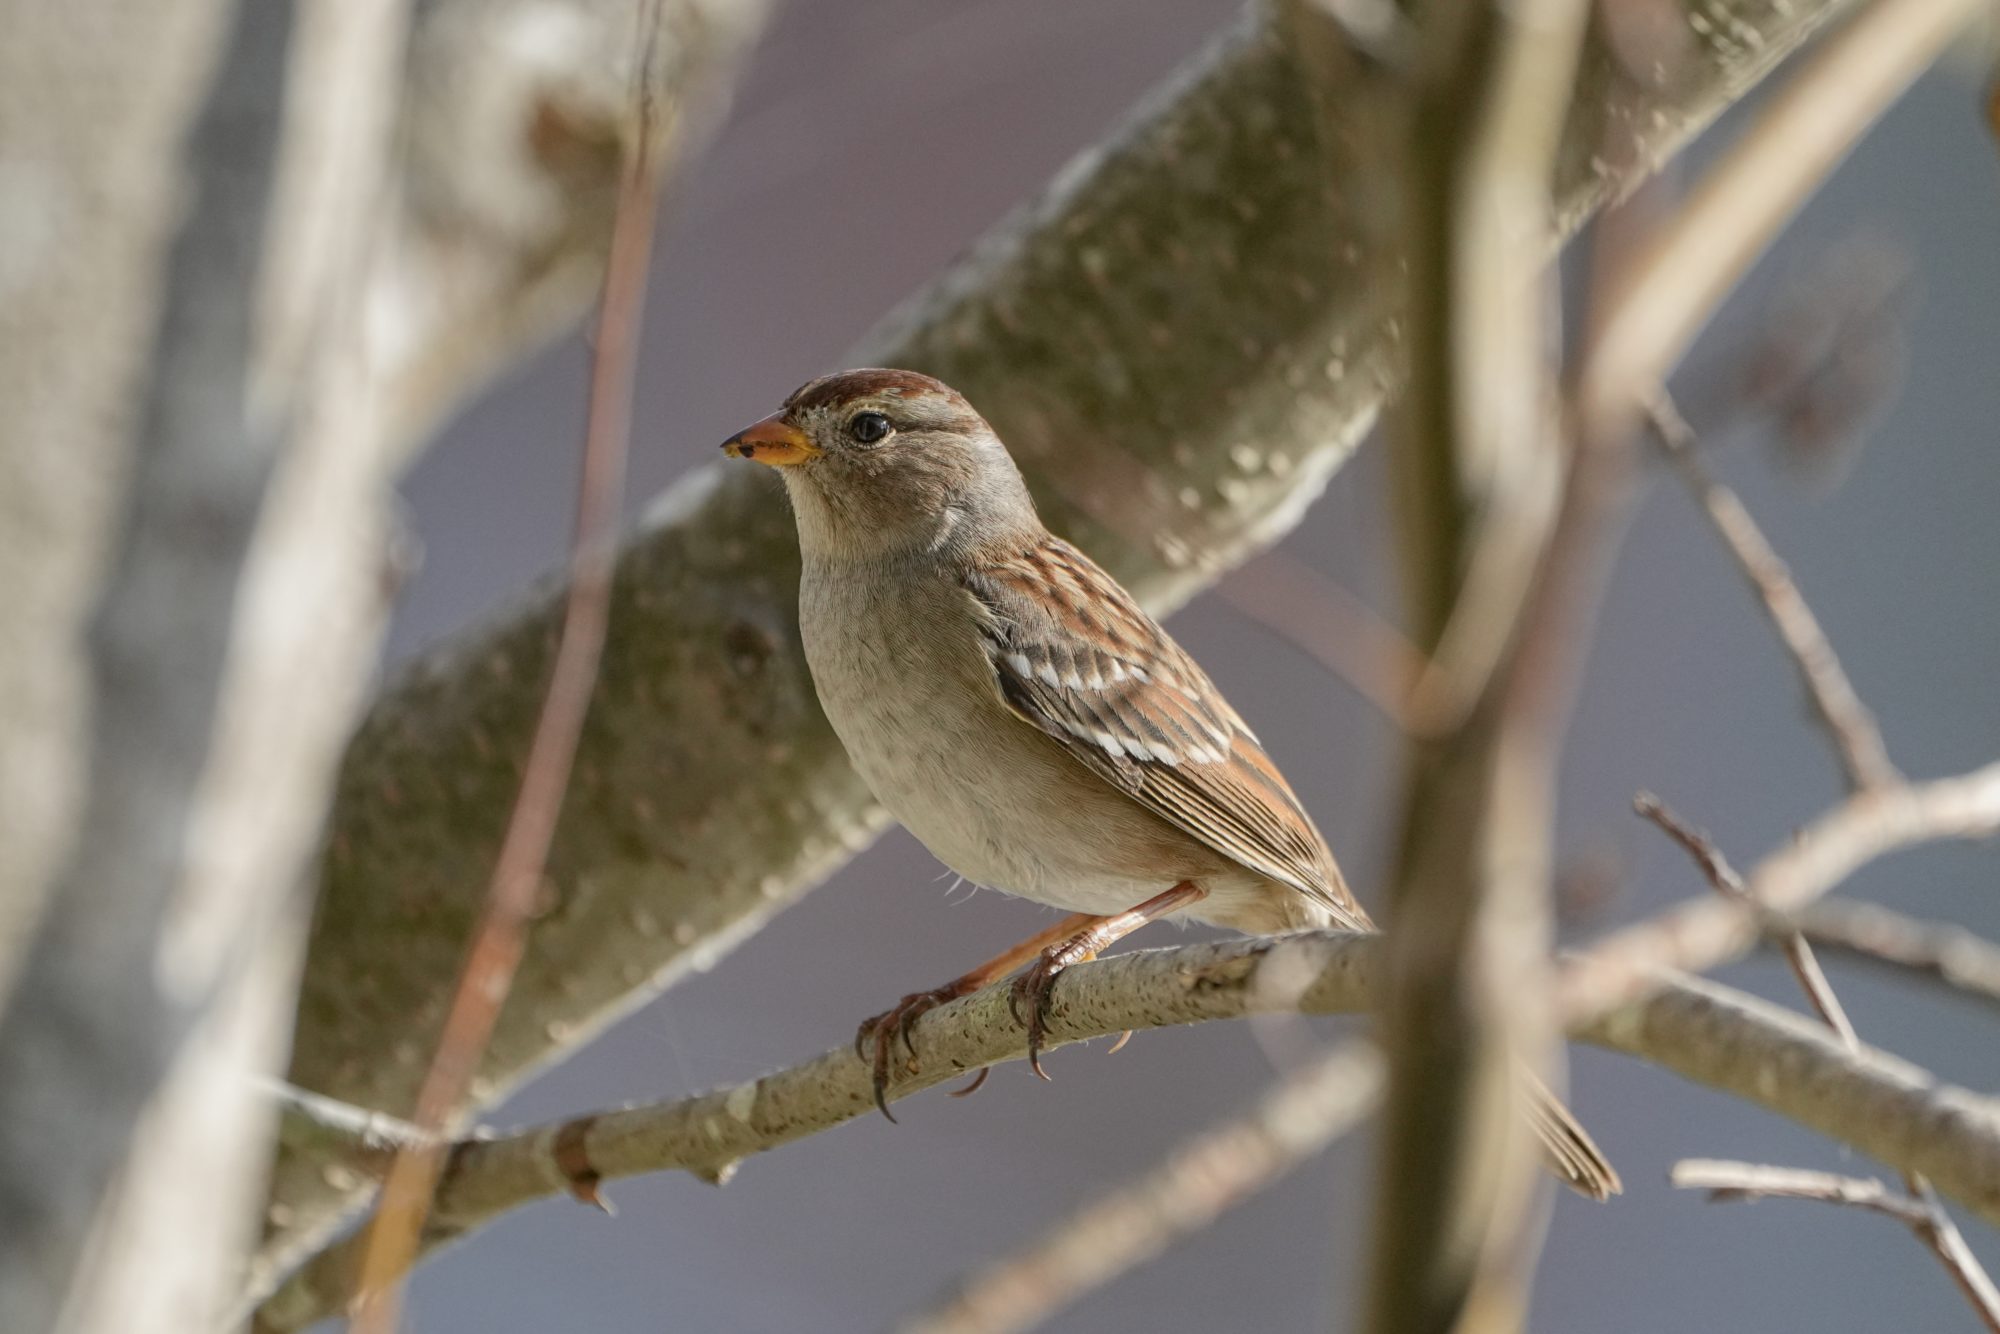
[1673,1159,1933,1223]
[266,1081,434,1161]
[345,12,665,1329]
[899,1042,1384,1334]
[1638,309,1995,1325]
[1672,1161,2000,1330]
[1560,759,2000,1019]
[1633,792,1859,1045]
[1645,394,1900,792]
[1795,900,2000,1012]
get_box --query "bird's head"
[721,368,1037,562]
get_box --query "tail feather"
[1526,1074,1621,1201]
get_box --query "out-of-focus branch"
[244,0,772,1285]
[1635,793,1858,1043]
[1214,552,1420,728]
[1795,900,2000,1012]
[267,0,1861,1288]
[899,1042,1384,1334]
[1359,0,1589,1328]
[1646,395,1898,791]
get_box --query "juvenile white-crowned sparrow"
[723,368,1618,1199]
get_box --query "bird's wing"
[962,536,1368,929]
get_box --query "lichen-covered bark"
[268,0,1851,1282]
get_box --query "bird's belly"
[802,577,1199,916]
[834,674,1171,914]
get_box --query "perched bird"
[723,368,1618,1199]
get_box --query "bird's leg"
[1010,881,1208,1079]
[857,911,1103,1122]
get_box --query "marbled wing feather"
[964,538,1368,930]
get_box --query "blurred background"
[381,0,2000,1329]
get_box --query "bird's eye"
[847,411,891,444]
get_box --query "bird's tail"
[1526,1073,1621,1201]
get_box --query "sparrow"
[723,368,1618,1199]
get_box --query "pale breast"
[798,560,1225,915]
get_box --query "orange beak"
[721,413,819,467]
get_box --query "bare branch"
[1574,971,2000,1227]
[1795,900,2000,1012]
[1637,782,1999,1327]
[269,1084,432,1164]
[1672,1161,2000,1331]
[1561,760,2000,1019]
[1646,395,1899,791]
[1673,1159,1932,1222]
[1360,0,1591,1324]
[0,4,414,1329]
[259,742,2000,1328]
[1633,792,1859,1045]
[255,913,2000,1333]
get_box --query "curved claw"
[853,985,970,1122]
[1009,961,1063,1081]
[947,1067,990,1098]
[870,1030,899,1124]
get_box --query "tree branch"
[255,911,2000,1332]
[900,1041,1384,1334]
[242,0,773,1282]
[1634,793,1859,1044]
[0,2,437,1329]
[258,746,2000,1328]
[1794,900,2000,1012]
[1646,394,1898,791]
[1561,760,2000,1019]
[1637,788,2000,1325]
[1358,0,1589,1327]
